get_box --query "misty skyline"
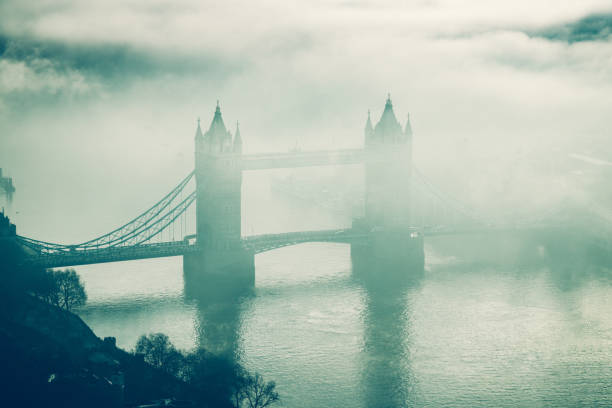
[1,4,611,407]
[1,0,611,236]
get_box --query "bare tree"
[54,269,87,311]
[233,373,279,408]
[36,269,87,311]
[131,332,280,407]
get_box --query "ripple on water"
[74,244,612,407]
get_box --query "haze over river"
[3,169,611,407]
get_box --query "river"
[3,168,611,407]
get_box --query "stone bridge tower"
[184,102,254,294]
[353,95,423,275]
[194,102,242,249]
[364,94,413,229]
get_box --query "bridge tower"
[364,94,412,227]
[184,102,254,294]
[353,95,423,274]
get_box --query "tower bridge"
[14,97,495,284]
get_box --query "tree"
[233,373,279,408]
[134,333,183,376]
[181,348,241,407]
[35,269,87,311]
[54,269,87,311]
[132,333,280,408]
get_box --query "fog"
[2,4,612,407]
[1,0,612,239]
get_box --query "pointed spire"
[384,93,393,111]
[365,110,373,132]
[404,112,413,139]
[208,100,227,133]
[195,117,203,140]
[203,100,231,153]
[375,94,402,143]
[233,120,242,154]
[364,109,375,146]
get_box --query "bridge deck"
[20,229,371,268]
[20,225,561,268]
[22,241,201,268]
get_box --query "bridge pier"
[350,228,424,280]
[183,248,255,298]
[187,103,254,298]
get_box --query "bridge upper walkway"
[242,228,370,253]
[241,149,365,170]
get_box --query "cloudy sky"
[1,0,611,227]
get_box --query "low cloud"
[531,13,612,43]
[0,0,611,221]
[0,34,245,112]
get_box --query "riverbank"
[0,231,194,407]
[0,293,192,407]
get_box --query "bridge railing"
[20,240,201,268]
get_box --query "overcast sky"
[1,0,611,225]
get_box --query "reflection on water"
[357,269,422,408]
[191,294,245,358]
[75,242,612,407]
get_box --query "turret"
[194,118,204,175]
[404,113,413,141]
[364,110,375,146]
[195,118,204,150]
[233,121,242,154]
[195,118,203,138]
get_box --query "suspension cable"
[17,171,195,252]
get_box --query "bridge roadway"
[19,229,371,268]
[21,241,202,269]
[20,225,547,268]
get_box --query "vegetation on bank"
[135,333,280,408]
[0,237,279,407]
[32,268,87,311]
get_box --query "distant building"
[0,168,15,194]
